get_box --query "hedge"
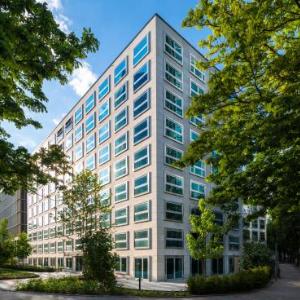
[188,266,271,294]
[1,264,56,272]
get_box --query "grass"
[17,276,190,297]
[0,267,39,280]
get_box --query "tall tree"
[0,219,14,264]
[15,232,32,261]
[181,1,300,223]
[61,170,117,287]
[0,0,99,194]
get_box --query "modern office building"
[0,191,27,236]
[27,14,243,281]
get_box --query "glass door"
[134,258,148,279]
[166,256,183,279]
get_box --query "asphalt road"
[0,264,299,300]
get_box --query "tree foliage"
[181,1,300,221]
[0,0,99,194]
[0,219,14,264]
[187,200,225,260]
[15,232,32,260]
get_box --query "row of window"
[32,239,81,254]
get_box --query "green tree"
[0,219,14,265]
[180,1,300,239]
[187,200,225,260]
[61,170,117,287]
[15,232,32,262]
[0,0,99,194]
[241,242,272,270]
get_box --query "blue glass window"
[114,82,128,108]
[114,107,128,132]
[165,90,183,117]
[98,77,110,100]
[98,144,110,165]
[86,133,96,153]
[165,34,183,63]
[133,117,150,145]
[133,33,150,66]
[114,58,127,85]
[165,62,182,90]
[134,145,150,171]
[75,124,84,142]
[85,94,95,114]
[75,143,83,161]
[99,99,110,122]
[85,113,95,133]
[133,89,150,118]
[99,122,110,144]
[190,80,204,97]
[86,154,96,171]
[133,62,150,92]
[75,106,83,124]
[115,132,128,156]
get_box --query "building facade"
[27,14,243,281]
[0,190,27,236]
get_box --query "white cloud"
[52,112,66,125]
[68,62,97,97]
[37,0,61,11]
[14,134,38,150]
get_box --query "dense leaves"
[181,1,300,220]
[0,0,99,194]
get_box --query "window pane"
[134,174,149,196]
[115,107,128,132]
[99,99,110,122]
[75,106,83,124]
[114,58,127,85]
[165,90,183,117]
[115,132,128,156]
[85,94,95,114]
[133,62,150,92]
[85,113,95,133]
[98,144,110,165]
[133,89,150,118]
[99,122,110,144]
[165,174,183,195]
[133,34,149,66]
[114,82,128,108]
[190,56,205,82]
[98,77,110,100]
[134,146,150,170]
[165,118,183,143]
[115,182,128,203]
[134,202,149,222]
[165,35,182,63]
[165,145,182,167]
[134,118,150,144]
[190,181,205,199]
[165,62,182,90]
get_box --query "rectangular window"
[114,82,128,108]
[85,113,95,133]
[115,207,128,226]
[98,99,110,122]
[190,115,204,127]
[215,211,223,226]
[165,90,183,117]
[100,188,110,206]
[99,167,110,185]
[115,232,128,249]
[75,124,84,142]
[190,80,204,97]
[134,173,150,196]
[98,121,110,144]
[165,62,182,90]
[134,145,150,171]
[190,55,205,82]
[165,173,183,195]
[166,202,183,222]
[65,117,73,133]
[115,182,128,203]
[166,229,183,248]
[114,58,127,85]
[56,128,63,142]
[134,229,150,249]
[100,212,111,228]
[190,181,205,200]
[190,160,206,177]
[190,129,199,142]
[75,106,83,124]
[98,143,110,165]
[57,241,64,252]
[165,34,182,63]
[114,132,128,156]
[133,33,149,66]
[165,145,182,167]
[134,201,150,222]
[86,133,96,153]
[98,76,110,100]
[133,89,150,118]
[133,61,150,92]
[133,117,150,145]
[65,240,73,252]
[165,118,183,143]
[65,134,73,150]
[85,94,95,114]
[114,157,128,179]
[116,257,128,273]
[86,154,96,171]
[229,235,240,251]
[114,107,128,132]
[75,143,83,161]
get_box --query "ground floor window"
[191,258,205,276]
[212,257,223,275]
[66,257,73,269]
[165,256,184,279]
[229,256,239,273]
[57,257,64,268]
[50,258,56,267]
[33,258,37,266]
[75,256,83,271]
[38,258,43,266]
[44,257,49,267]
[134,257,148,279]
[116,257,128,273]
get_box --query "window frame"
[85,113,95,133]
[134,229,150,249]
[134,201,150,223]
[133,117,150,145]
[133,89,150,119]
[86,133,96,153]
[164,89,183,118]
[114,131,128,156]
[86,154,96,171]
[133,145,150,171]
[164,33,183,64]
[165,228,183,249]
[85,94,95,114]
[165,201,183,222]
[98,143,110,165]
[190,180,205,200]
[114,232,128,250]
[165,61,183,91]
[114,106,128,132]
[99,167,110,186]
[114,182,128,203]
[115,207,128,227]
[164,145,183,168]
[98,76,110,101]
[98,121,110,144]
[165,173,184,196]
[114,81,128,109]
[98,98,110,122]
[133,33,150,66]
[114,156,129,180]
[134,173,150,197]
[164,117,183,144]
[114,57,128,86]
[190,54,206,83]
[133,61,150,92]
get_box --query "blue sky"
[6,0,208,152]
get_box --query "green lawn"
[0,268,39,280]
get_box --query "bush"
[1,264,56,272]
[0,268,39,280]
[187,266,271,295]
